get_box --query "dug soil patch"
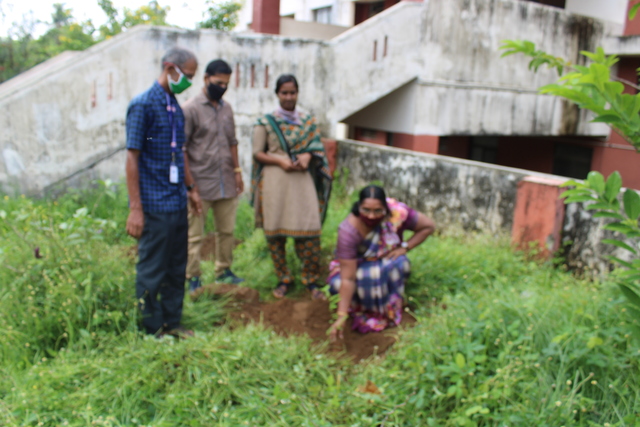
[194,283,415,362]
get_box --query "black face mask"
[207,83,227,101]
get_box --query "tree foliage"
[197,0,242,31]
[0,1,172,83]
[98,0,170,39]
[0,4,97,83]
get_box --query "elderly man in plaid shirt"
[125,46,202,338]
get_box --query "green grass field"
[1,178,639,426]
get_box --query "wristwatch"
[400,241,409,250]
[186,183,196,192]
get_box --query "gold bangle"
[337,311,349,317]
[233,167,242,173]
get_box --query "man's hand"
[126,208,144,239]
[188,188,203,216]
[235,173,244,194]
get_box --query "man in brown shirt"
[183,59,244,292]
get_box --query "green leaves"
[499,39,567,75]
[559,170,640,318]
[623,189,640,221]
[605,171,623,203]
[586,336,603,349]
[455,353,466,369]
[501,40,640,151]
[630,1,640,20]
[587,171,606,195]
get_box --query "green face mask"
[168,66,192,94]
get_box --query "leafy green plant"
[561,171,640,332]
[500,24,640,333]
[499,43,640,150]
[2,182,640,425]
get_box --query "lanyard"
[165,93,178,164]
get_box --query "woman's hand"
[329,314,348,342]
[385,247,407,260]
[279,157,303,172]
[296,153,312,170]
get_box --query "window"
[469,137,498,164]
[313,6,332,24]
[526,0,566,8]
[552,143,593,179]
[359,128,378,140]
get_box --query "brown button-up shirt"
[183,91,238,201]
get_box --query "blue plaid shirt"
[126,82,187,213]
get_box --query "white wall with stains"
[0,0,616,195]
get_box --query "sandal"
[273,282,289,299]
[308,284,327,301]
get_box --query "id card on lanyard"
[166,93,179,184]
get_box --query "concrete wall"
[280,18,349,40]
[565,0,627,27]
[0,0,619,195]
[331,0,611,137]
[0,26,333,195]
[335,139,632,275]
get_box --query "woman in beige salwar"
[251,74,331,299]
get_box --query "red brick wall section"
[511,176,566,259]
[391,132,416,150]
[392,133,439,153]
[354,127,388,145]
[413,135,440,153]
[591,57,640,189]
[625,1,640,36]
[591,137,640,190]
[252,0,280,34]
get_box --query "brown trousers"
[187,197,238,278]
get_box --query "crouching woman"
[328,185,435,341]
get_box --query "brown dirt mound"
[195,283,415,362]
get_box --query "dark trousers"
[136,209,188,334]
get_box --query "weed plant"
[1,177,639,426]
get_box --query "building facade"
[242,0,640,189]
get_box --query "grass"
[1,176,639,426]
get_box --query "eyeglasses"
[359,207,386,216]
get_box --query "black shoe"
[215,269,245,285]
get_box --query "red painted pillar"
[321,138,338,177]
[252,0,280,35]
[511,176,566,259]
